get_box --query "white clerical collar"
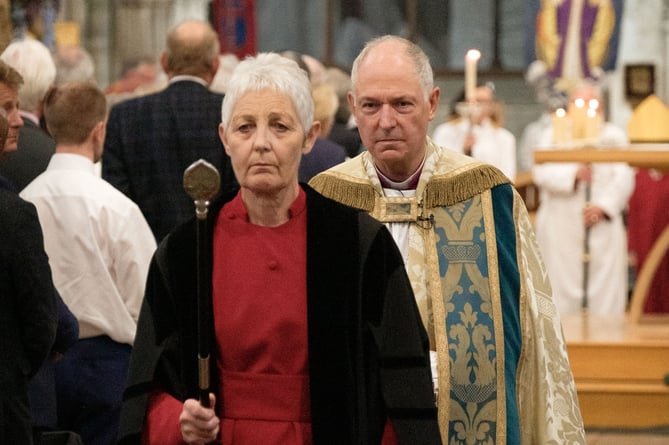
[169,75,208,87]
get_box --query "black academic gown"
[117,185,441,445]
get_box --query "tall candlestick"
[465,49,481,102]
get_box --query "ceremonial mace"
[183,159,221,408]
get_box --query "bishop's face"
[349,42,439,180]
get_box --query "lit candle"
[465,49,481,102]
[584,100,601,142]
[569,98,587,141]
[552,107,571,145]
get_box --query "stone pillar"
[56,0,213,89]
[172,0,209,22]
[662,0,669,101]
[111,0,175,85]
[86,0,112,87]
[609,0,665,129]
[56,0,111,86]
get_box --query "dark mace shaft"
[183,159,221,408]
[582,182,591,313]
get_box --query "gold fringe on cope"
[310,163,509,211]
[424,164,509,208]
[308,174,377,211]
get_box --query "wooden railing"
[534,146,669,170]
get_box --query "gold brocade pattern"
[514,193,586,444]
[431,192,502,445]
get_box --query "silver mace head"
[183,159,221,220]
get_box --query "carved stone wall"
[58,0,209,88]
[55,1,669,138]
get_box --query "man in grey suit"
[102,19,237,242]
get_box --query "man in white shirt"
[21,82,156,445]
[432,84,517,180]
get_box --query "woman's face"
[219,88,319,196]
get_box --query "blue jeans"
[55,336,130,445]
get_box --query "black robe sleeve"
[117,227,203,445]
[305,188,441,445]
[361,218,441,444]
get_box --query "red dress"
[213,190,311,444]
[142,190,397,444]
[627,170,669,313]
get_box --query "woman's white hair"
[221,52,314,132]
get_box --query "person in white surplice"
[532,83,634,316]
[432,84,517,181]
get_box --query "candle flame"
[466,49,481,61]
[556,108,566,118]
[588,99,599,109]
[574,98,585,108]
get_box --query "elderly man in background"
[102,19,237,242]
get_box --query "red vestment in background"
[627,169,669,313]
